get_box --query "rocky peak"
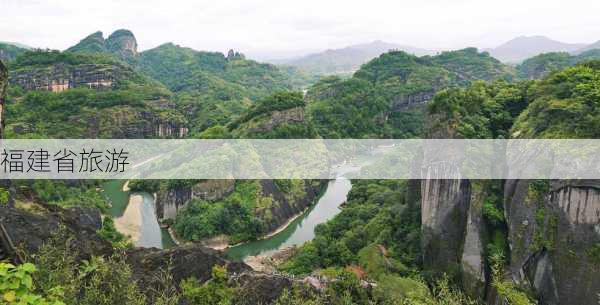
[67,31,107,53]
[226,49,245,61]
[106,29,138,58]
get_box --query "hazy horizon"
[2,0,599,60]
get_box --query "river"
[100,147,384,257]
[226,177,352,261]
[102,180,175,249]
[101,163,359,254]
[103,174,353,255]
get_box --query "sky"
[2,0,600,60]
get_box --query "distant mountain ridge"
[574,40,600,54]
[280,40,436,74]
[485,36,586,63]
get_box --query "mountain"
[281,40,436,75]
[574,40,600,54]
[306,48,514,138]
[67,29,138,60]
[0,41,32,49]
[0,42,28,62]
[516,49,600,79]
[486,36,586,63]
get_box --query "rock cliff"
[156,180,236,220]
[106,29,138,58]
[0,60,7,137]
[257,180,326,232]
[504,180,600,305]
[419,176,600,304]
[420,178,471,278]
[10,62,132,92]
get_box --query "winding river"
[101,162,359,255]
[226,177,352,261]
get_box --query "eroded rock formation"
[10,63,130,92]
[504,180,600,305]
[257,180,326,232]
[157,180,236,220]
[106,29,138,58]
[420,178,471,277]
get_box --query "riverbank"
[197,201,313,252]
[114,193,144,244]
[226,178,352,261]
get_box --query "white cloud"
[1,0,599,59]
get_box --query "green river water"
[102,171,355,258]
[102,180,175,249]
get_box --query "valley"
[0,26,600,305]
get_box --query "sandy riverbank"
[114,194,143,244]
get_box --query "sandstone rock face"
[420,178,471,277]
[10,63,131,92]
[257,180,326,232]
[238,106,307,136]
[460,184,487,298]
[504,180,600,305]
[156,180,236,220]
[106,29,138,58]
[391,90,435,111]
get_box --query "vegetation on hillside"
[0,42,28,62]
[516,50,600,80]
[306,49,513,138]
[512,61,600,138]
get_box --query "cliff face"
[256,180,326,232]
[420,178,471,278]
[156,180,236,220]
[504,180,600,305]
[106,29,138,58]
[0,60,7,138]
[420,177,600,304]
[9,63,131,92]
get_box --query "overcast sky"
[2,0,600,59]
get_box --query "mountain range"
[274,40,436,74]
[272,36,600,74]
